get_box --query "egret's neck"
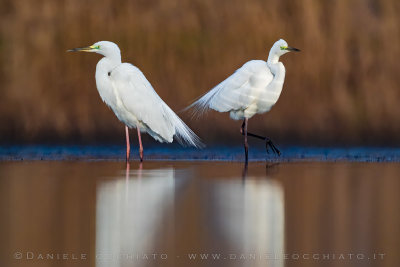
[107,52,122,67]
[95,56,121,110]
[267,52,281,64]
[96,56,121,75]
[100,53,121,69]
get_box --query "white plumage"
[69,41,202,161]
[188,39,297,121]
[107,63,200,146]
[187,39,299,162]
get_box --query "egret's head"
[270,39,300,58]
[68,41,121,60]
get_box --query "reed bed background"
[1,0,400,145]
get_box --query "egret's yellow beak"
[67,45,98,52]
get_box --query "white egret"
[187,39,299,163]
[68,41,202,162]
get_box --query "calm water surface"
[0,161,399,267]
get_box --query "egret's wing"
[112,63,202,147]
[188,60,273,115]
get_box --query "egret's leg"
[240,118,249,164]
[125,126,130,162]
[137,126,144,162]
[240,121,281,156]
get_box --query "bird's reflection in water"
[212,168,284,267]
[96,163,176,267]
[96,163,284,267]
[242,162,280,180]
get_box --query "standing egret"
[187,39,299,163]
[68,41,202,162]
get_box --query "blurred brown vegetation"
[1,0,400,145]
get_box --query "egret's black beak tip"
[288,47,301,52]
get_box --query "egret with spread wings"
[187,39,299,163]
[68,41,202,162]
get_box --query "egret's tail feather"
[174,121,204,148]
[163,104,204,148]
[184,86,222,119]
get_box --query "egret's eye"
[95,45,100,49]
[280,46,287,50]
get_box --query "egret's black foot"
[265,138,281,156]
[239,119,280,158]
